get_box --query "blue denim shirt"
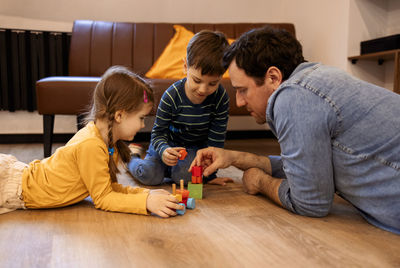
[266,62,400,234]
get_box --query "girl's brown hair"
[85,66,154,182]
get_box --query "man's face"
[228,61,276,124]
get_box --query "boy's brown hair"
[186,30,229,76]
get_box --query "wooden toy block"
[177,189,189,205]
[173,194,182,202]
[178,149,187,160]
[188,182,203,199]
[177,179,190,205]
[171,183,182,202]
[176,203,186,215]
[186,198,195,209]
[177,189,189,199]
[191,166,202,177]
[192,175,202,184]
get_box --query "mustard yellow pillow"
[145,25,234,80]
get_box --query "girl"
[0,66,183,218]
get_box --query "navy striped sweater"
[151,78,230,156]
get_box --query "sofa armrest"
[36,77,100,115]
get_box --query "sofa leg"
[43,114,55,158]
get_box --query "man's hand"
[162,147,186,166]
[189,147,235,177]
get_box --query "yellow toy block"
[171,183,182,201]
[172,194,182,202]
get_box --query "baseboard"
[0,134,74,144]
[0,130,276,144]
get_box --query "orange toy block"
[191,175,202,184]
[178,149,187,160]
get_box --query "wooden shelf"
[348,49,400,93]
[348,49,400,64]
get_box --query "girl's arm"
[77,140,182,217]
[77,140,149,215]
[111,182,149,194]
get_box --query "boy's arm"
[207,87,229,148]
[151,89,174,157]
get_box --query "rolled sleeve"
[271,86,337,217]
[268,155,287,179]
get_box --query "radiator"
[0,29,70,112]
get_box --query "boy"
[128,30,233,186]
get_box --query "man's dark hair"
[223,26,305,85]
[187,30,229,76]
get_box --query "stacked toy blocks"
[171,179,195,215]
[188,166,203,199]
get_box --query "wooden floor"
[0,139,399,268]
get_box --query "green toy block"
[188,182,203,199]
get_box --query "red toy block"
[179,149,187,160]
[177,189,189,205]
[191,166,202,177]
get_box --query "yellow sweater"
[22,121,149,215]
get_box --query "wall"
[387,0,400,35]
[347,0,399,91]
[0,0,367,135]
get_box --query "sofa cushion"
[146,25,234,80]
[145,25,191,79]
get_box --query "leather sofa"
[36,20,295,157]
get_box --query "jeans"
[128,144,216,185]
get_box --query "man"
[190,26,400,234]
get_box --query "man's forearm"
[242,167,283,207]
[230,150,272,175]
[260,175,283,206]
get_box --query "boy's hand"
[146,190,184,218]
[162,147,186,166]
[207,177,234,186]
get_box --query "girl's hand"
[146,190,184,218]
[162,147,185,166]
[149,189,170,195]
